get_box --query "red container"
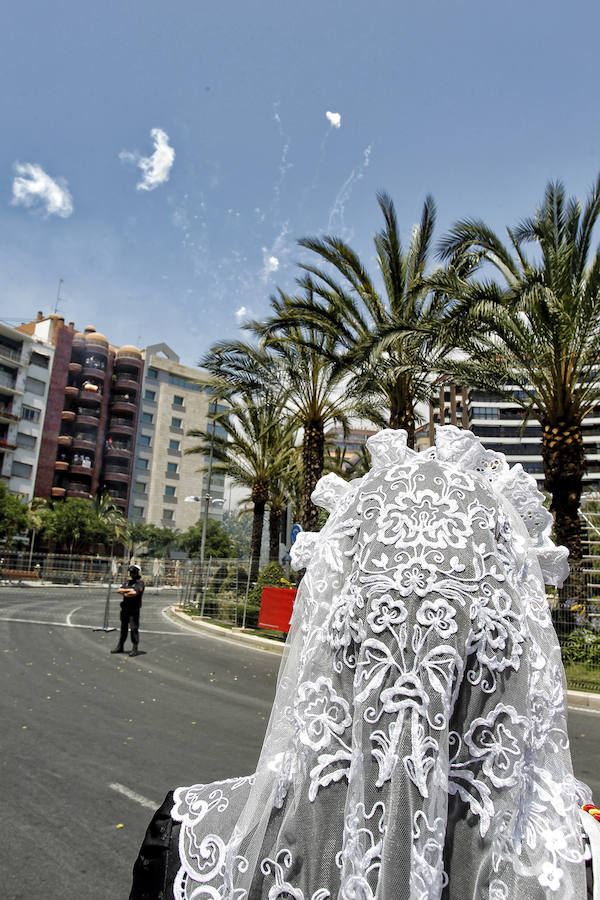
[258,586,297,633]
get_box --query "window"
[136,457,149,470]
[168,373,204,392]
[163,509,174,520]
[133,506,145,518]
[168,439,180,451]
[147,368,158,379]
[16,432,36,449]
[144,389,156,401]
[470,407,499,420]
[134,481,147,494]
[30,351,49,369]
[166,462,178,473]
[139,435,151,446]
[25,374,46,395]
[165,485,176,496]
[141,412,153,424]
[171,416,182,428]
[173,395,184,406]
[21,405,40,422]
[11,460,33,478]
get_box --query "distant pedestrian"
[111,564,144,657]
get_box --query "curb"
[167,607,286,655]
[567,689,600,711]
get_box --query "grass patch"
[563,663,600,693]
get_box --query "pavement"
[168,606,600,711]
[1,585,600,900]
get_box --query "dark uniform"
[111,565,145,657]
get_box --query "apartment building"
[0,321,54,499]
[429,383,600,490]
[129,344,225,530]
[15,313,143,514]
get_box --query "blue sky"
[2,0,599,366]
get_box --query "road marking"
[109,782,157,810]
[0,616,97,629]
[0,614,194,635]
[66,606,81,626]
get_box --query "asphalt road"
[1,585,600,900]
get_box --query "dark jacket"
[120,576,144,611]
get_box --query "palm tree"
[207,315,354,531]
[95,493,130,552]
[266,192,448,447]
[430,175,600,595]
[186,390,296,582]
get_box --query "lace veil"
[171,426,590,899]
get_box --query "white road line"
[66,606,81,626]
[0,614,193,634]
[109,782,157,811]
[0,616,97,629]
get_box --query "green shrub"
[561,628,600,666]
[249,562,286,606]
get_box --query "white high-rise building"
[129,344,226,530]
[0,322,53,500]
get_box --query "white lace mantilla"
[171,427,589,899]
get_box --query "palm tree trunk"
[389,402,416,448]
[541,420,586,605]
[250,479,269,582]
[302,421,325,531]
[268,504,282,562]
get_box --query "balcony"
[61,410,76,423]
[0,406,18,423]
[114,353,142,371]
[103,468,129,483]
[111,399,137,415]
[0,438,16,450]
[79,387,102,404]
[114,376,138,392]
[108,420,134,435]
[54,460,69,472]
[0,344,23,365]
[51,486,66,498]
[72,436,97,452]
[0,371,21,394]
[70,463,94,477]
[65,385,79,400]
[68,361,82,375]
[76,412,100,427]
[57,434,73,448]
[67,483,92,499]
[105,444,131,459]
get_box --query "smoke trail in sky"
[271,101,293,216]
[327,143,373,236]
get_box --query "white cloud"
[119,128,175,191]
[326,111,341,129]
[10,162,73,217]
[235,306,249,320]
[261,249,280,281]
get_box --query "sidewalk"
[167,606,286,655]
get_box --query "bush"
[249,562,286,606]
[561,627,600,666]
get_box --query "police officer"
[111,564,145,657]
